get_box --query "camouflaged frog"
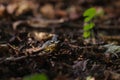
[25,34,59,55]
[39,34,59,53]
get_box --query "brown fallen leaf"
[67,6,79,20]
[0,4,5,16]
[40,4,55,19]
[6,3,18,14]
[55,9,67,18]
[30,32,54,41]
[15,1,32,16]
[7,1,38,16]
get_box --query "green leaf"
[83,8,96,22]
[23,73,48,80]
[83,8,96,17]
[83,22,95,31]
[84,16,93,22]
[83,31,91,38]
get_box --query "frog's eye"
[50,40,54,43]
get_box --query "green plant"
[23,73,48,80]
[83,7,104,39]
[83,8,96,38]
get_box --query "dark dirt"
[0,0,120,80]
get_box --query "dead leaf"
[6,3,18,14]
[55,9,67,18]
[16,2,31,16]
[67,6,79,20]
[15,1,37,16]
[40,4,55,19]
[30,32,54,41]
[0,4,5,16]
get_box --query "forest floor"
[0,0,120,80]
